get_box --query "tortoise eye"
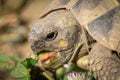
[45,31,58,41]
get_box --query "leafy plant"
[0,54,37,80]
[56,63,95,80]
[0,54,95,80]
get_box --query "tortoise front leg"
[77,43,120,80]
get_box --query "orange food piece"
[39,52,56,62]
[48,52,56,58]
[39,53,49,61]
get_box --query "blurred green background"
[0,0,52,80]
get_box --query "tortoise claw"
[77,55,89,70]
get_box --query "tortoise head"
[29,10,82,69]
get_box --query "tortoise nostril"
[31,40,45,53]
[45,31,58,41]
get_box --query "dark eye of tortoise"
[46,31,58,41]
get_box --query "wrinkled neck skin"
[29,9,91,72]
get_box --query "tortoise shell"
[39,0,120,52]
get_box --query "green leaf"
[10,62,30,80]
[0,54,38,80]
[86,71,95,80]
[0,54,11,62]
[10,56,20,62]
[42,72,54,80]
[0,54,15,70]
[56,67,64,79]
[64,63,86,73]
[21,58,38,69]
[18,77,31,80]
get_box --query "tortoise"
[29,0,120,80]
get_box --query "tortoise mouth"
[37,47,74,68]
[38,50,60,68]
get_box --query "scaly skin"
[77,43,120,80]
[88,43,120,80]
